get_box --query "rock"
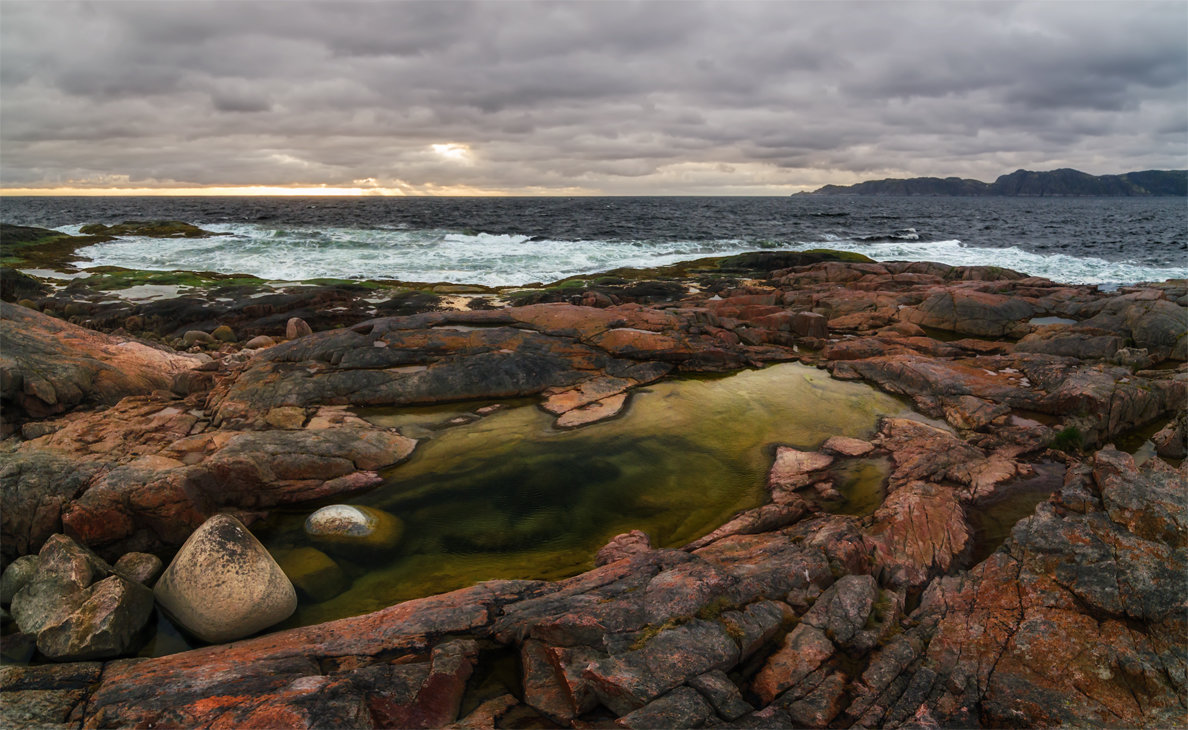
[781,670,849,728]
[244,334,276,348]
[1151,411,1187,459]
[555,392,629,428]
[584,619,739,714]
[688,670,753,721]
[10,534,153,660]
[286,316,313,339]
[864,481,971,590]
[768,447,833,494]
[0,662,103,729]
[304,504,405,555]
[1015,325,1124,360]
[751,623,836,704]
[36,574,154,661]
[181,329,216,346]
[0,301,201,422]
[275,547,349,602]
[820,435,875,457]
[0,555,40,605]
[595,530,653,566]
[112,552,163,586]
[264,405,306,429]
[211,324,236,342]
[153,514,297,643]
[800,574,878,649]
[901,289,1035,338]
[615,686,714,729]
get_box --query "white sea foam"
[68,223,1188,288]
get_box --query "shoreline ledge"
[1,248,1185,728]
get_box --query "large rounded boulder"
[153,514,296,643]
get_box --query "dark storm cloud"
[1,0,1184,194]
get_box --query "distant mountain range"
[803,168,1187,196]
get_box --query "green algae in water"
[828,458,892,517]
[255,363,918,627]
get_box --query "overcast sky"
[1,1,1185,195]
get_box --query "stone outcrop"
[0,302,202,428]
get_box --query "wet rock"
[286,316,313,339]
[154,514,297,643]
[275,546,349,602]
[112,552,162,586]
[595,530,653,566]
[304,504,405,554]
[555,392,629,428]
[821,435,875,456]
[767,447,833,495]
[0,555,40,605]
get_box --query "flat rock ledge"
[1,257,1186,728]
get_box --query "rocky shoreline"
[1,237,1185,728]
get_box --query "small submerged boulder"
[304,504,404,554]
[153,514,296,643]
[275,547,349,602]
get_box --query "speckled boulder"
[304,504,404,554]
[153,514,296,643]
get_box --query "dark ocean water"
[2,196,1185,286]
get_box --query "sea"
[2,196,1185,288]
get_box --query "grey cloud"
[1,0,1184,193]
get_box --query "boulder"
[10,534,152,661]
[211,324,236,343]
[0,555,40,605]
[113,552,163,586]
[286,316,313,339]
[182,330,216,346]
[153,514,297,643]
[244,334,276,349]
[275,547,349,602]
[303,504,404,554]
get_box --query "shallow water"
[252,362,919,627]
[967,462,1067,565]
